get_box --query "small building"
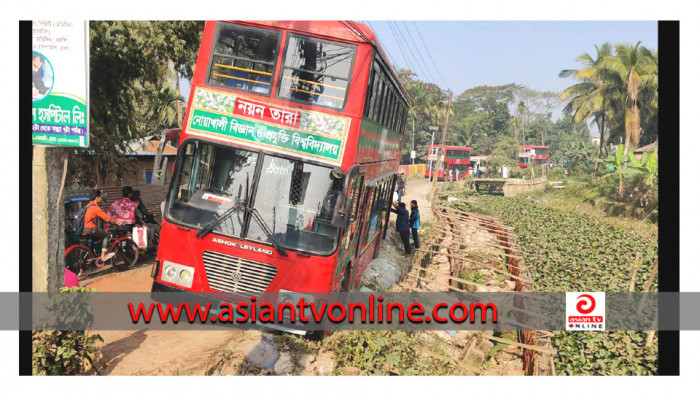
[633,141,658,161]
[101,136,177,187]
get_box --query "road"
[87,179,436,375]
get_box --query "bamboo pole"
[628,253,641,292]
[481,334,557,355]
[636,259,658,315]
[435,222,523,252]
[412,246,524,278]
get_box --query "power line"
[400,21,439,87]
[383,21,416,74]
[387,21,418,77]
[389,21,434,86]
[412,21,450,89]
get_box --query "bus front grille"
[202,251,277,295]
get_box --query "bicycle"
[64,225,140,278]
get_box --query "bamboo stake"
[440,206,512,226]
[407,268,487,291]
[433,226,524,253]
[645,330,656,347]
[628,253,641,292]
[481,334,557,355]
[637,259,658,315]
[412,247,524,278]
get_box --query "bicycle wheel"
[64,245,92,278]
[110,238,140,271]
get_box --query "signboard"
[410,150,416,159]
[32,20,89,148]
[186,87,350,165]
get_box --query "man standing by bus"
[391,201,412,256]
[409,200,420,250]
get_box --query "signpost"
[32,20,89,148]
[31,20,89,292]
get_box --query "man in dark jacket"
[409,200,420,249]
[391,201,412,256]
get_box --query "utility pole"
[430,90,453,202]
[33,146,67,292]
[411,118,415,165]
[427,126,437,194]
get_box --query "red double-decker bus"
[517,145,549,168]
[149,21,409,322]
[424,145,471,181]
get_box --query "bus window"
[277,34,356,110]
[167,140,258,237]
[349,174,364,222]
[208,23,281,96]
[248,156,343,255]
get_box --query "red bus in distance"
[425,145,471,181]
[150,21,409,334]
[517,145,549,168]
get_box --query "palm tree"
[559,43,613,172]
[598,42,657,154]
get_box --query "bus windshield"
[167,140,258,238]
[166,140,342,256]
[248,155,342,255]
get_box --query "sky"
[180,21,657,132]
[368,21,657,94]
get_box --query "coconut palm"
[559,43,614,172]
[598,42,657,154]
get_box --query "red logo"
[576,294,596,314]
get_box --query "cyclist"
[83,189,124,265]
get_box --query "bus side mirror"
[331,165,359,228]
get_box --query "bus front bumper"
[150,281,309,336]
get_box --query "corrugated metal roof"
[125,136,177,156]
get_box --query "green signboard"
[189,109,343,162]
[32,21,89,148]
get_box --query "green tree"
[560,43,614,171]
[70,21,203,186]
[599,42,657,154]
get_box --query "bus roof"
[519,145,549,149]
[234,20,409,103]
[429,145,471,150]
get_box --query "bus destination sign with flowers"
[186,87,351,165]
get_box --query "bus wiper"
[248,207,288,257]
[197,174,249,238]
[195,201,245,238]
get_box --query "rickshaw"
[63,190,140,277]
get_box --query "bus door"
[353,180,378,287]
[335,173,364,291]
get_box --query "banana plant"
[596,144,658,196]
[626,150,658,186]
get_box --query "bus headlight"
[278,290,314,305]
[164,265,177,279]
[161,261,195,288]
[179,269,192,284]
